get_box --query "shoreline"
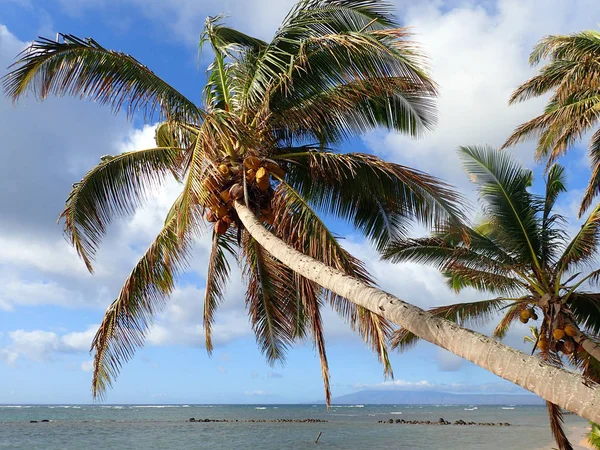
[540,425,593,450]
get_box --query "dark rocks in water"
[379,418,511,427]
[187,418,328,423]
[41,420,50,423]
[30,420,38,423]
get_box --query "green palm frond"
[581,129,600,215]
[459,146,543,269]
[568,293,600,336]
[203,231,237,354]
[382,223,518,273]
[2,34,204,122]
[505,29,600,214]
[242,234,296,363]
[587,422,600,449]
[244,0,400,107]
[60,146,186,272]
[391,298,508,351]
[494,301,531,339]
[557,203,600,275]
[541,164,567,266]
[90,192,200,399]
[444,265,527,295]
[271,76,436,144]
[282,151,463,251]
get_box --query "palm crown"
[3,0,462,403]
[503,29,600,215]
[384,146,600,450]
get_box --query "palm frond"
[557,203,600,275]
[459,146,543,268]
[444,264,527,296]
[568,293,600,336]
[382,223,518,273]
[271,180,392,377]
[90,191,201,399]
[3,34,204,122]
[587,422,600,449]
[546,401,574,450]
[282,151,464,251]
[494,301,531,339]
[581,129,600,215]
[60,146,185,272]
[203,231,237,354]
[541,164,567,266]
[242,234,296,363]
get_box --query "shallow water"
[0,404,586,449]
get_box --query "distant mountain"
[324,390,544,405]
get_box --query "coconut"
[229,183,244,200]
[538,338,548,351]
[246,169,256,182]
[562,339,576,355]
[519,310,531,323]
[218,163,231,176]
[244,156,261,170]
[206,210,217,223]
[564,324,578,337]
[256,167,269,181]
[265,162,285,179]
[553,328,565,341]
[215,205,229,219]
[257,177,270,192]
[220,190,231,202]
[215,219,229,234]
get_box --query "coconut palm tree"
[3,0,457,403]
[4,0,600,422]
[383,145,600,449]
[502,30,600,215]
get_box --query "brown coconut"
[244,156,261,170]
[215,219,229,234]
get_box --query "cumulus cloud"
[2,325,99,363]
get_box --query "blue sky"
[0,0,598,404]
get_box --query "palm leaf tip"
[2,34,203,122]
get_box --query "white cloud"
[2,325,98,364]
[244,389,269,396]
[353,378,528,394]
[365,0,600,189]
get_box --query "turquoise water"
[0,404,586,449]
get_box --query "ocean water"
[0,404,586,449]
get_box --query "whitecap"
[255,407,266,410]
[390,412,402,415]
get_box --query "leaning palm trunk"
[234,201,600,423]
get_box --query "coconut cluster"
[204,155,286,234]
[520,309,581,355]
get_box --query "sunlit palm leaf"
[242,234,296,362]
[557,203,600,274]
[60,146,185,272]
[282,151,463,251]
[203,231,237,354]
[91,192,201,398]
[3,34,204,122]
[459,146,543,268]
[494,301,531,339]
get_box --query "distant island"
[321,390,544,405]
